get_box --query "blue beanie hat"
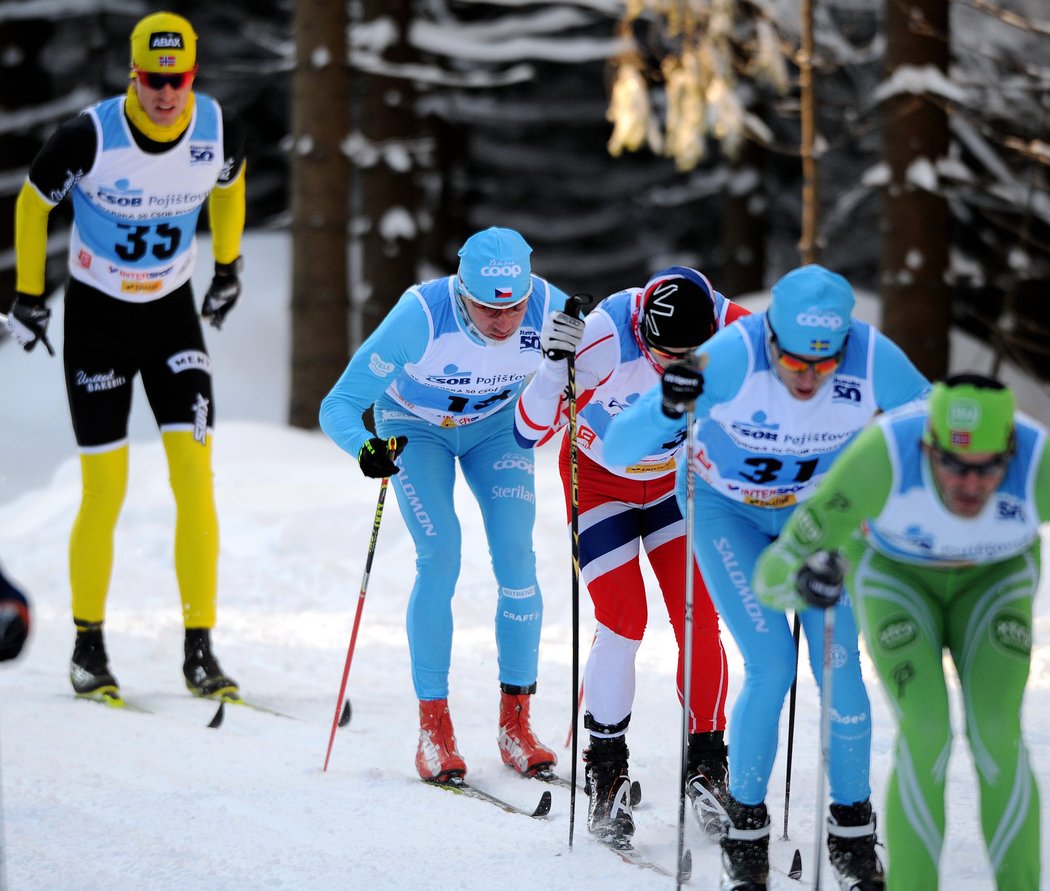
[457,228,533,306]
[767,265,855,356]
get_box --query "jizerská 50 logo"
[480,263,522,277]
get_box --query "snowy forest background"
[1,0,1049,425]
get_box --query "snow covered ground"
[0,233,1047,890]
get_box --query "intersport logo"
[795,310,844,329]
[480,263,522,277]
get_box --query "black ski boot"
[183,628,238,697]
[686,730,729,837]
[583,735,634,846]
[70,622,119,696]
[719,795,770,891]
[827,799,885,890]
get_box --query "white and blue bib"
[695,313,880,507]
[389,275,552,426]
[68,94,224,301]
[865,405,1045,566]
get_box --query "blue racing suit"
[320,274,568,699]
[604,311,928,807]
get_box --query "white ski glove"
[540,311,585,361]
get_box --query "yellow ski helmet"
[130,12,197,74]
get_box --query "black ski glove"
[661,361,704,419]
[795,550,846,609]
[0,572,30,662]
[5,292,55,356]
[201,256,243,329]
[358,436,408,479]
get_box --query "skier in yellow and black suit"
[5,12,245,704]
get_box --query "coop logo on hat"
[767,264,855,356]
[131,12,197,74]
[457,227,534,306]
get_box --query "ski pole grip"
[567,293,596,322]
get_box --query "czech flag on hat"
[457,228,534,306]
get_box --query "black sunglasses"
[930,446,1011,478]
[135,67,196,91]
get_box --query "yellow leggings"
[70,431,219,628]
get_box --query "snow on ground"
[0,233,1047,890]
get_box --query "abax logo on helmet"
[149,32,185,50]
[795,310,844,328]
[479,263,522,277]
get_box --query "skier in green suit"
[754,373,1047,891]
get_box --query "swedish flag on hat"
[131,12,197,74]
[767,264,854,356]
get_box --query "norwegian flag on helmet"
[159,55,176,67]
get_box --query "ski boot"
[719,795,770,891]
[827,799,885,889]
[686,730,730,837]
[416,698,467,781]
[70,622,120,697]
[183,628,239,698]
[497,683,557,775]
[584,734,634,846]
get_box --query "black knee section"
[584,711,631,737]
[500,682,537,696]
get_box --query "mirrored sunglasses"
[134,66,197,91]
[769,328,842,376]
[931,446,1011,478]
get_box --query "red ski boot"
[497,684,557,775]
[415,699,467,781]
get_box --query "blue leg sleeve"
[800,596,873,806]
[459,420,542,689]
[379,416,461,700]
[686,484,796,806]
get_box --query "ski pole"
[782,612,802,839]
[675,403,698,890]
[322,436,399,772]
[812,603,838,890]
[565,629,598,749]
[564,292,593,851]
[564,673,585,749]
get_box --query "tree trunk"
[723,139,767,298]
[356,0,426,343]
[289,0,349,428]
[798,0,820,266]
[880,0,950,379]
